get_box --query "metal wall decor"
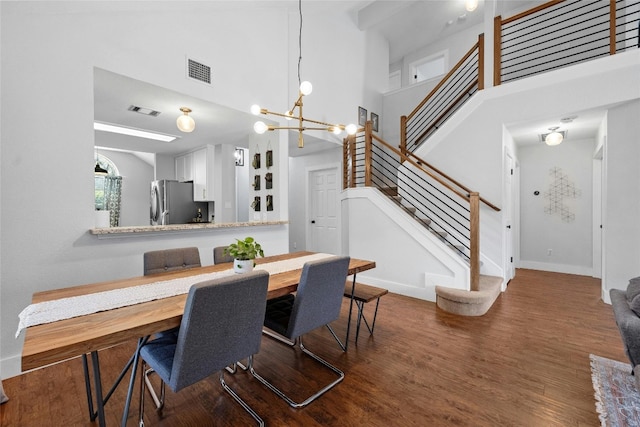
[252,196,261,211]
[253,175,261,191]
[252,146,261,169]
[266,141,273,168]
[265,173,272,190]
[544,166,581,222]
[266,195,273,211]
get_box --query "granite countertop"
[90,220,288,236]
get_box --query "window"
[94,152,122,227]
[409,51,447,84]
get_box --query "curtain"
[104,176,122,227]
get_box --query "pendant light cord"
[297,0,303,87]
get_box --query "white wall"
[519,139,595,275]
[603,100,640,298]
[0,1,384,378]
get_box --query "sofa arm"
[610,289,640,369]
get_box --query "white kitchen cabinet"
[192,146,215,201]
[175,152,193,182]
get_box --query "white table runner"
[16,253,333,337]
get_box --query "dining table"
[19,251,376,427]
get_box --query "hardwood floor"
[0,269,626,426]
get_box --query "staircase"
[342,0,639,316]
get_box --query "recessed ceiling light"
[94,122,177,142]
[128,105,161,117]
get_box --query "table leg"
[343,274,358,351]
[91,351,107,427]
[121,337,148,426]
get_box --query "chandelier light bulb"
[299,81,313,96]
[284,110,294,121]
[176,107,195,133]
[253,121,268,134]
[331,126,342,135]
[250,104,262,115]
[465,0,478,12]
[345,124,358,135]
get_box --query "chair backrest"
[213,246,234,265]
[143,247,201,275]
[286,256,350,339]
[168,270,269,391]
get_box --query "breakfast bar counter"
[89,220,288,238]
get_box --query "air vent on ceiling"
[187,58,211,84]
[127,105,161,117]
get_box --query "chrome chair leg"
[250,335,344,408]
[220,359,264,427]
[262,327,295,346]
[142,367,165,411]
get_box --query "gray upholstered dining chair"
[213,246,234,265]
[143,247,201,275]
[250,255,350,408]
[143,247,202,338]
[138,270,269,426]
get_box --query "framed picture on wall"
[371,112,379,132]
[358,106,367,126]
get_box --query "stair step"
[431,230,447,239]
[435,275,503,316]
[380,187,398,196]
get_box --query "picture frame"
[358,106,367,126]
[371,112,379,132]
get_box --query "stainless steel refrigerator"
[150,180,208,225]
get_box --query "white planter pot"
[233,259,254,274]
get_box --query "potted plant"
[224,237,264,273]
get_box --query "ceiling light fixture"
[545,127,564,146]
[465,0,478,12]
[176,107,195,133]
[250,0,356,148]
[94,122,177,142]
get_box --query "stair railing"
[344,121,500,291]
[494,0,639,85]
[400,34,484,155]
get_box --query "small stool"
[344,281,388,345]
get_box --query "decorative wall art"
[252,147,261,169]
[358,106,367,126]
[253,175,261,191]
[371,112,379,132]
[266,141,273,168]
[544,166,581,222]
[266,195,273,211]
[235,148,244,166]
[265,172,273,190]
[252,196,261,211]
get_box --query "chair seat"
[264,294,294,336]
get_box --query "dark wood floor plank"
[0,268,627,426]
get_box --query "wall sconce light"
[176,107,195,133]
[235,148,244,166]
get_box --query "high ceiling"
[94,1,604,159]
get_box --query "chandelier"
[250,0,357,148]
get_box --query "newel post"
[493,15,502,87]
[364,120,373,187]
[469,192,480,291]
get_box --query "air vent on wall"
[187,58,211,84]
[127,105,161,117]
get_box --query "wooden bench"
[344,281,388,345]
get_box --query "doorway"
[307,166,340,255]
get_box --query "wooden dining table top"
[21,252,375,372]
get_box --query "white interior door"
[308,167,339,254]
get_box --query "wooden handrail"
[406,38,481,121]
[369,132,471,204]
[500,0,564,25]
[406,78,478,150]
[404,150,501,212]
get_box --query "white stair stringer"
[342,187,472,302]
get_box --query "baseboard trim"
[518,261,593,277]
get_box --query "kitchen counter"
[90,220,288,238]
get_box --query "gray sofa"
[610,277,640,385]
